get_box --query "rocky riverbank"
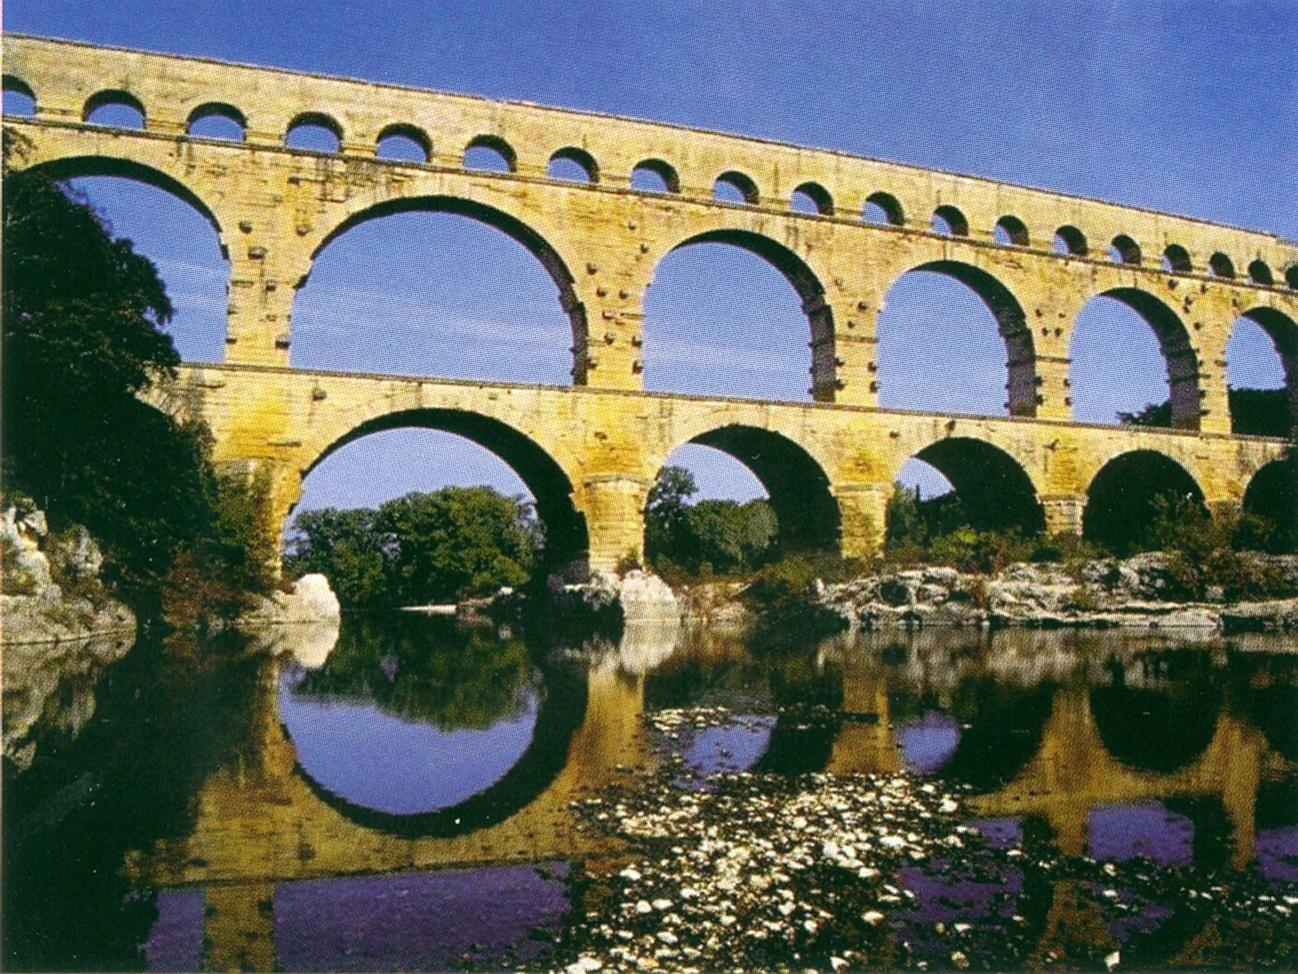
[672,553,1298,634]
[1,506,136,646]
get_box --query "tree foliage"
[1120,387,1291,437]
[285,486,540,607]
[644,465,778,576]
[2,132,274,618]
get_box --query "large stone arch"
[1237,306,1298,434]
[295,406,589,569]
[882,259,1037,417]
[1075,287,1203,430]
[1083,449,1206,552]
[1243,457,1297,551]
[298,194,589,382]
[650,421,842,554]
[19,153,227,254]
[647,226,838,401]
[893,435,1047,534]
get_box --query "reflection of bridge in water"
[126,626,1297,969]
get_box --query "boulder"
[238,573,341,626]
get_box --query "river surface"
[3,615,1297,970]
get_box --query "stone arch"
[884,260,1038,416]
[286,660,589,838]
[896,436,1046,534]
[1210,252,1236,279]
[1249,259,1275,286]
[864,191,905,226]
[1054,225,1088,257]
[1233,307,1297,434]
[21,154,226,252]
[1083,449,1206,553]
[284,111,342,152]
[631,157,679,193]
[298,407,589,568]
[1110,234,1142,265]
[1162,244,1192,273]
[790,180,833,215]
[463,134,516,172]
[2,73,36,111]
[994,214,1029,247]
[83,88,146,127]
[1076,287,1203,430]
[1243,458,1296,551]
[932,204,969,237]
[302,194,588,380]
[1287,265,1298,291]
[713,170,759,205]
[651,424,841,554]
[651,227,836,399]
[547,145,598,184]
[375,122,431,162]
[188,101,247,140]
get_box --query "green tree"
[1120,387,1290,437]
[2,132,273,617]
[683,499,778,573]
[379,487,537,603]
[285,507,390,608]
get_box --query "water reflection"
[6,617,1297,970]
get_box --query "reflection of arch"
[938,681,1055,790]
[751,662,844,774]
[1243,458,1296,550]
[288,663,588,837]
[1081,288,1202,430]
[301,408,589,567]
[904,437,1045,533]
[1089,683,1221,773]
[1083,450,1205,552]
[671,424,842,552]
[23,155,225,248]
[84,88,146,125]
[304,195,586,370]
[888,260,1037,416]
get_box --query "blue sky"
[7,0,1295,514]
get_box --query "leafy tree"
[1120,387,1290,437]
[285,507,389,608]
[683,499,778,574]
[2,131,273,617]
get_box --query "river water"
[4,614,1296,970]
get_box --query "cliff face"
[1,506,136,646]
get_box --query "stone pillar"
[578,474,650,573]
[835,482,891,560]
[574,246,645,391]
[224,246,297,367]
[1200,345,1234,435]
[1035,354,1073,420]
[823,299,879,406]
[1041,494,1086,536]
[204,881,276,972]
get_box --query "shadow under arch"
[674,424,842,553]
[301,195,588,381]
[887,259,1037,417]
[657,228,836,400]
[21,154,226,254]
[905,436,1046,534]
[285,662,588,838]
[1089,682,1222,773]
[1083,288,1202,430]
[1243,457,1297,551]
[299,407,589,569]
[1083,449,1205,553]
